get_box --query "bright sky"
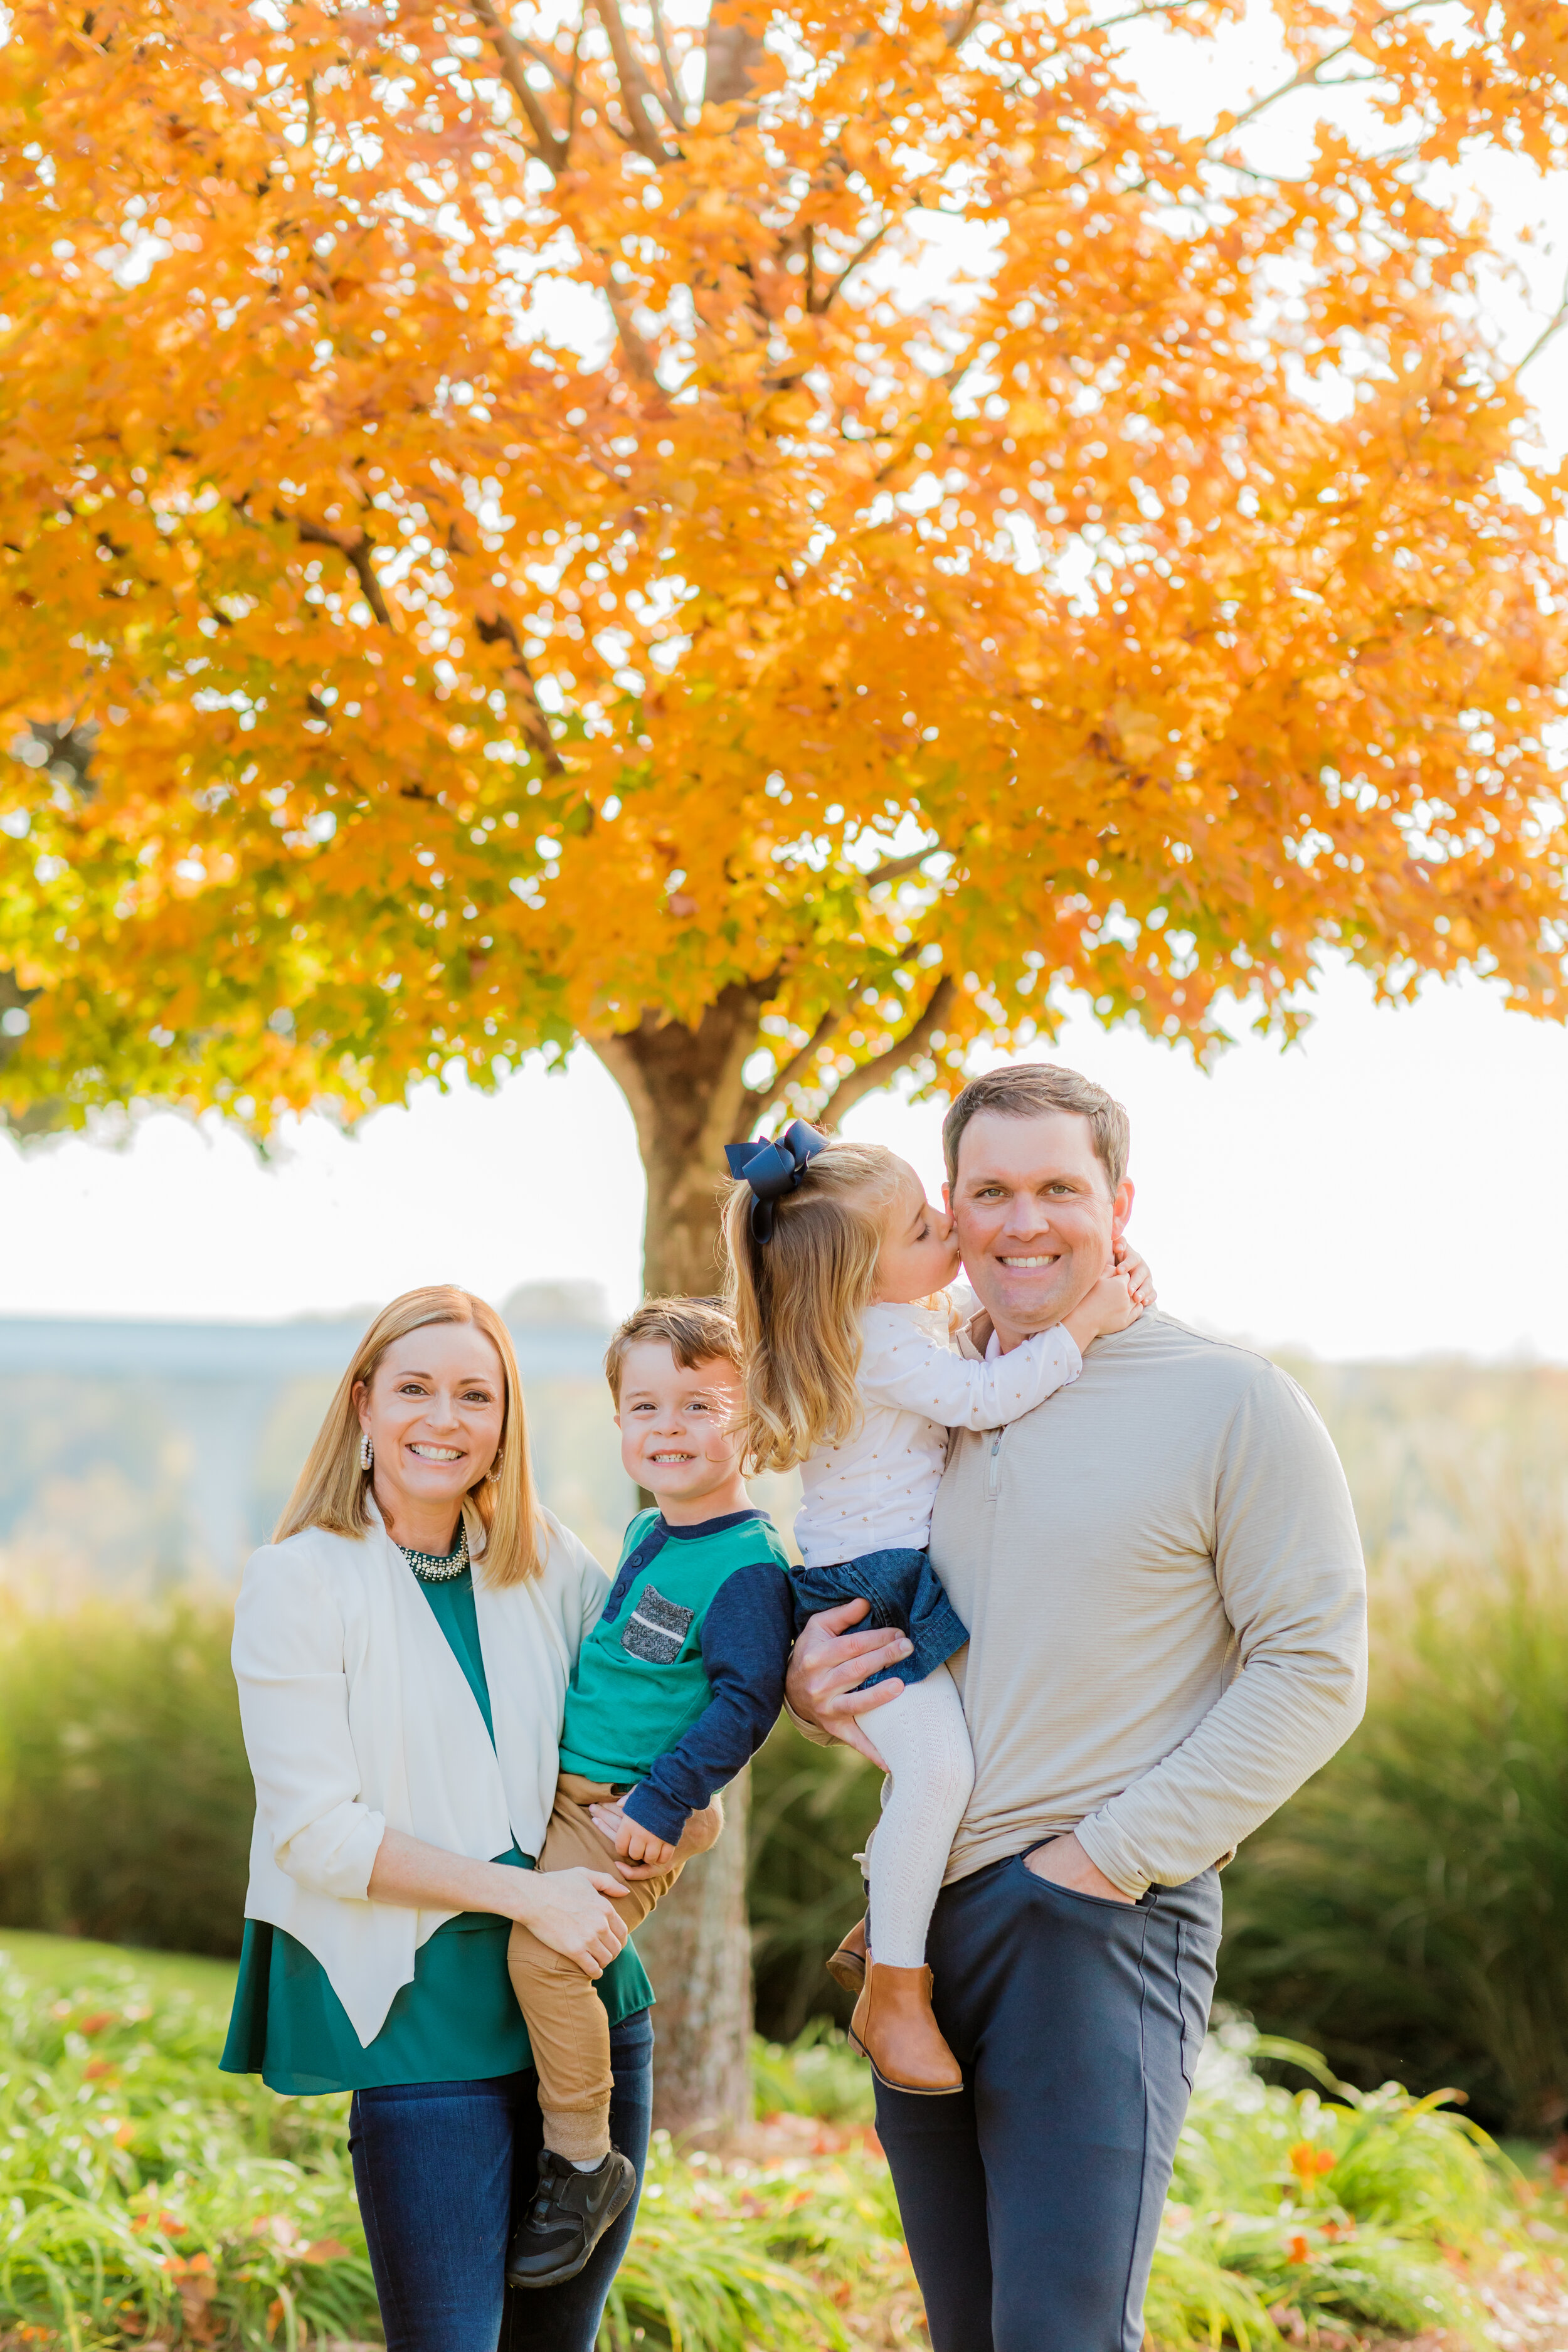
[3,6,1564,1361]
[3,960,1565,1359]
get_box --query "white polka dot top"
[793,1294,1083,1569]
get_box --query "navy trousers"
[348,2008,654,2352]
[875,1857,1221,2352]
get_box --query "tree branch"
[293,515,394,627]
[1216,0,1438,138]
[1088,0,1205,27]
[739,1005,842,1124]
[592,0,676,157]
[1512,266,1568,378]
[603,282,664,390]
[468,0,569,171]
[472,608,566,776]
[647,0,686,126]
[703,0,766,110]
[814,220,893,313]
[818,974,956,1129]
[867,842,943,887]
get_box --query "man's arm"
[1074,1366,1368,1899]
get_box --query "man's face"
[946,1108,1133,1345]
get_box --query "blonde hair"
[605,1298,744,1403]
[723,1136,909,1473]
[274,1286,546,1586]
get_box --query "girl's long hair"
[723,1136,908,1473]
[273,1286,545,1586]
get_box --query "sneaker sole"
[506,2166,637,2291]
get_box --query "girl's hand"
[1113,1242,1157,1309]
[1062,1267,1141,1353]
[510,1865,630,1978]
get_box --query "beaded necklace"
[400,1522,470,1583]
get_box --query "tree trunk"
[588,987,772,2132]
[589,980,770,1299]
[631,1766,755,2137]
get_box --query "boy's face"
[615,1342,746,1512]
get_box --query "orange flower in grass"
[1288,2141,1337,2193]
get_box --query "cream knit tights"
[865,1662,975,1971]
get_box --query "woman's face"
[354,1322,507,1523]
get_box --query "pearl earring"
[489,1451,505,1482]
[361,1433,373,1471]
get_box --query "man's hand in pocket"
[1024,1831,1136,1904]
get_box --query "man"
[785,1063,1367,2352]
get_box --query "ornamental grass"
[1,1955,1563,2350]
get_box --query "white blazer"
[231,1498,610,2047]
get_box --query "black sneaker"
[505,2148,637,2289]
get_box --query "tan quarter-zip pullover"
[930,1311,1367,1897]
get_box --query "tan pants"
[506,1772,682,2163]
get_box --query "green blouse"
[221,1564,653,2095]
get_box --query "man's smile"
[998,1252,1060,1268]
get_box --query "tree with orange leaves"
[3,0,1567,2123]
[3,0,1566,1295]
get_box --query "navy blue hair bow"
[724,1120,829,1243]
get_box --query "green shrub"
[751,2019,876,2125]
[1217,1548,1568,2133]
[1152,2024,1536,2347]
[0,1599,252,1956]
[748,1719,881,2042]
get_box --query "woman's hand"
[509,1865,632,1978]
[364,1828,629,1974]
[783,1597,907,1766]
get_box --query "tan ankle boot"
[826,1915,868,1994]
[850,1959,963,2095]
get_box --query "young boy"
[504,1298,794,2290]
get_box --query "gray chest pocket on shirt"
[620,1584,696,1665]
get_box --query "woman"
[220,1285,718,2352]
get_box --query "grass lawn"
[0,1926,238,2008]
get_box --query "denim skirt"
[790,1546,968,1687]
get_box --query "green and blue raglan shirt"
[558,1506,795,1848]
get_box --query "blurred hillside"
[1,1306,1562,1597]
[0,1281,805,1594]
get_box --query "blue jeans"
[875,1859,1221,2352]
[349,2008,654,2352]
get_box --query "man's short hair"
[604,1296,744,1402]
[942,1064,1130,1197]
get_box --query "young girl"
[723,1120,1150,2096]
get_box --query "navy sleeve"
[621,1561,795,1846]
